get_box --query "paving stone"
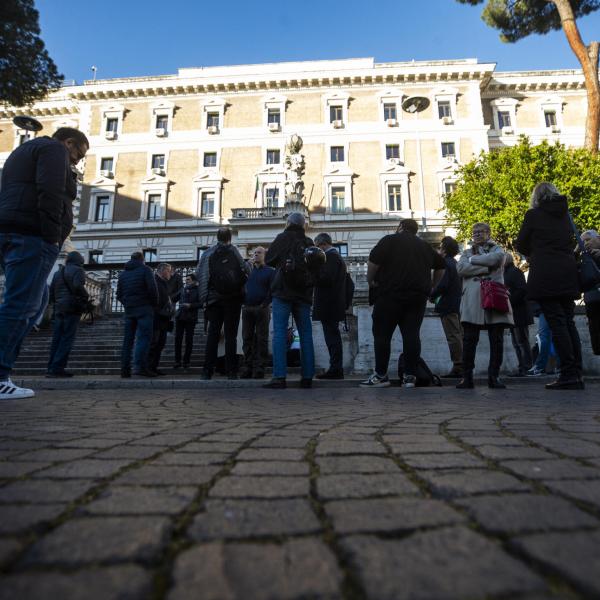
[513,531,600,596]
[475,445,555,460]
[456,493,599,533]
[420,469,531,498]
[316,440,386,455]
[209,476,308,498]
[152,453,229,466]
[250,437,308,448]
[12,448,94,462]
[0,461,51,478]
[189,499,320,540]
[115,465,221,485]
[128,434,196,446]
[93,445,162,460]
[236,448,305,461]
[0,538,22,565]
[317,473,419,499]
[230,461,309,476]
[57,438,121,449]
[386,442,464,454]
[401,453,484,469]
[317,455,400,474]
[325,497,464,534]
[179,442,241,453]
[0,504,65,534]
[457,436,527,447]
[544,479,600,509]
[0,565,152,600]
[342,527,546,599]
[31,459,131,479]
[23,517,171,565]
[85,486,197,515]
[529,439,600,458]
[0,479,93,503]
[169,539,342,600]
[501,459,600,480]
[0,440,47,452]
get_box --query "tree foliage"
[443,137,600,249]
[0,0,63,107]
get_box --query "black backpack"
[344,272,355,310]
[397,353,442,387]
[209,246,247,296]
[282,238,312,291]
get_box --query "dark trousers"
[372,295,426,377]
[440,313,463,371]
[174,319,196,366]
[241,305,270,373]
[462,323,505,377]
[586,302,600,355]
[204,302,242,376]
[47,313,80,374]
[321,320,343,372]
[148,318,169,371]
[121,305,154,372]
[510,325,533,373]
[538,297,582,380]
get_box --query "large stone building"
[0,57,590,263]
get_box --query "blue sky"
[37,0,600,83]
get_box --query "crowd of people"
[0,126,599,400]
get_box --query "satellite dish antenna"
[402,96,430,114]
[13,115,43,132]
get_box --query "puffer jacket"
[116,258,159,309]
[456,240,514,327]
[49,251,89,315]
[0,136,77,245]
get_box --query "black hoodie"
[515,193,580,300]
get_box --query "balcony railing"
[231,202,308,220]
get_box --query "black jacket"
[504,263,534,327]
[266,224,315,305]
[116,259,159,309]
[313,247,347,322]
[430,256,461,316]
[176,283,201,321]
[515,194,580,300]
[154,274,173,328]
[49,251,89,315]
[0,137,77,245]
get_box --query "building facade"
[0,57,590,263]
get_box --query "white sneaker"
[526,367,544,377]
[402,375,417,388]
[0,379,35,400]
[359,373,390,388]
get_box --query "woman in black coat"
[515,182,583,390]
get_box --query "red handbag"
[480,279,510,313]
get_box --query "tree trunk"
[551,0,600,153]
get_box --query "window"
[544,110,557,127]
[267,108,280,124]
[94,195,111,222]
[143,248,157,263]
[147,194,162,220]
[200,191,215,218]
[438,101,452,119]
[330,146,345,162]
[207,112,219,128]
[383,103,397,121]
[330,105,343,123]
[387,185,402,211]
[106,118,118,132]
[151,154,165,170]
[386,145,400,160]
[266,149,281,165]
[265,187,279,208]
[18,132,32,146]
[155,114,169,130]
[333,243,348,257]
[498,111,511,129]
[88,250,104,264]
[441,142,456,159]
[331,187,346,213]
[100,157,114,172]
[444,182,457,196]
[203,152,217,168]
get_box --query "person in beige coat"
[456,223,514,389]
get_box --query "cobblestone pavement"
[0,385,599,600]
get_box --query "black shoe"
[173,363,182,370]
[488,376,506,389]
[508,370,526,377]
[456,372,474,389]
[545,379,585,390]
[182,365,190,373]
[263,378,286,389]
[253,371,265,379]
[300,378,312,389]
[316,370,344,380]
[134,369,158,378]
[45,371,74,379]
[441,370,462,378]
[153,369,167,377]
[121,369,131,379]
[240,371,253,379]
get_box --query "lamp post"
[402,96,430,230]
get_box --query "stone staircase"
[12,315,208,376]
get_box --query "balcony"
[230,202,308,220]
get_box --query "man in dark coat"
[148,263,173,375]
[117,252,159,377]
[515,182,583,390]
[173,273,201,371]
[46,251,89,377]
[0,127,88,399]
[313,232,347,379]
[504,254,534,376]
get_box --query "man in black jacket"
[46,251,89,378]
[117,252,159,377]
[148,263,173,375]
[0,127,88,399]
[173,273,201,371]
[313,233,347,379]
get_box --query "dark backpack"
[344,272,355,310]
[209,246,247,296]
[397,353,442,387]
[282,238,312,291]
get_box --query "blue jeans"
[121,305,154,372]
[47,313,80,373]
[0,234,59,379]
[534,312,558,371]
[272,297,314,379]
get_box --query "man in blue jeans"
[0,127,88,400]
[264,212,315,389]
[117,252,159,377]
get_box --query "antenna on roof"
[91,66,97,81]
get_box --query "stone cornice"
[482,69,587,97]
